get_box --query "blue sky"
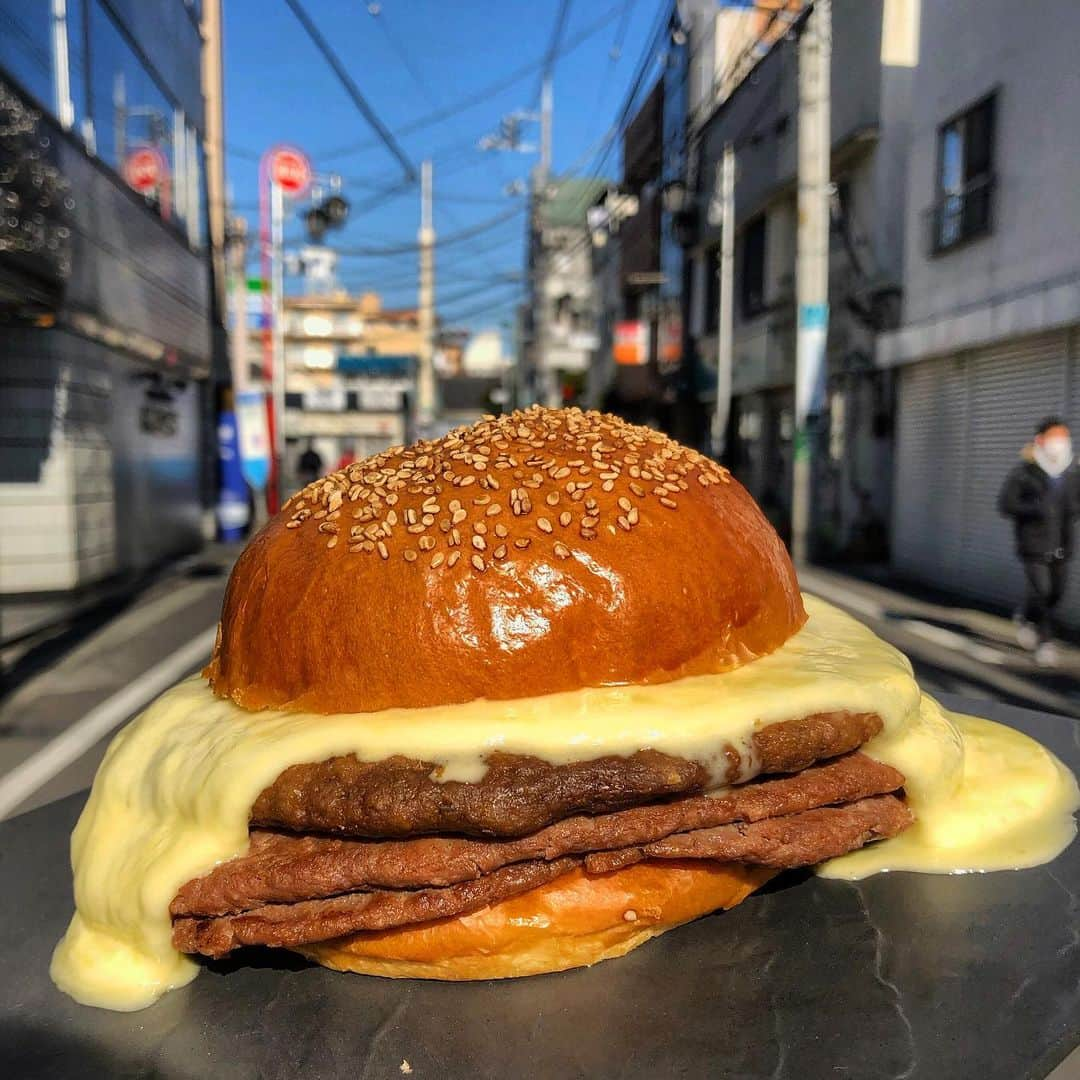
[223,0,664,334]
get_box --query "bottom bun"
[299,859,776,981]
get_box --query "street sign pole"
[271,178,286,509]
[258,153,276,515]
[257,145,311,515]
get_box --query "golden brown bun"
[299,860,775,980]
[207,407,805,713]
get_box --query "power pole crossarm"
[791,0,831,566]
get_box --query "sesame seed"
[537,517,553,534]
[545,492,560,506]
[493,543,507,560]
[486,503,502,516]
[377,541,389,560]
[514,538,531,549]
[448,551,461,567]
[452,508,467,525]
[403,549,418,562]
[326,537,338,549]
[601,480,614,492]
[430,552,445,568]
[494,523,509,538]
[459,475,476,487]
[471,553,486,572]
[659,496,678,509]
[559,511,572,527]
[617,515,631,531]
[553,542,570,559]
[471,535,487,551]
[474,521,487,535]
[419,536,436,551]
[386,510,398,526]
[618,497,633,513]
[628,506,639,525]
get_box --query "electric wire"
[281,0,417,182]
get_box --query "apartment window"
[933,93,996,253]
[740,215,766,318]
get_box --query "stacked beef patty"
[172,711,911,958]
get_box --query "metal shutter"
[958,335,1068,607]
[892,356,969,585]
[891,331,1072,617]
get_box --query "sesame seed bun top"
[206,407,806,714]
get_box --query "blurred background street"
[3,0,1080,820]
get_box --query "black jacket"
[998,461,1080,560]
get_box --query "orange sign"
[123,147,166,193]
[613,320,648,366]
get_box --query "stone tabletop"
[2,694,1079,1079]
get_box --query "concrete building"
[878,0,1080,621]
[685,0,913,552]
[523,177,607,407]
[247,288,419,489]
[0,0,224,597]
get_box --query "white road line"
[0,625,218,821]
[802,580,883,620]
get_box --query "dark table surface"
[2,694,1079,1080]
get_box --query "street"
[3,557,1078,824]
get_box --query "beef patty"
[250,710,883,838]
[173,794,910,957]
[175,753,903,916]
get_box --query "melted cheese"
[47,597,1076,1011]
[820,697,1079,879]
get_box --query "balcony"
[926,175,995,255]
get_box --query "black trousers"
[1022,558,1069,640]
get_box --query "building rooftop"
[540,177,610,230]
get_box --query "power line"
[281,0,417,182]
[534,0,573,106]
[323,204,525,257]
[368,4,440,112]
[439,288,526,327]
[316,1,625,161]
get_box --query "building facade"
[247,289,418,490]
[684,0,912,552]
[523,177,607,408]
[0,0,222,595]
[878,0,1080,621]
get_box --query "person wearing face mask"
[998,417,1080,666]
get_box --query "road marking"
[802,580,883,620]
[0,625,218,821]
[898,619,1007,666]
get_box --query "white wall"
[880,0,1080,365]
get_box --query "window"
[0,1,53,106]
[933,93,996,252]
[740,215,766,318]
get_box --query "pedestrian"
[336,441,357,472]
[998,416,1080,666]
[297,439,324,489]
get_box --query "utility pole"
[417,158,437,432]
[227,216,248,391]
[534,74,559,409]
[712,142,735,459]
[792,0,831,566]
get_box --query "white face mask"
[1035,435,1073,477]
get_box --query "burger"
[51,407,1077,1011]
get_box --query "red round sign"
[124,147,166,193]
[268,147,312,197]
